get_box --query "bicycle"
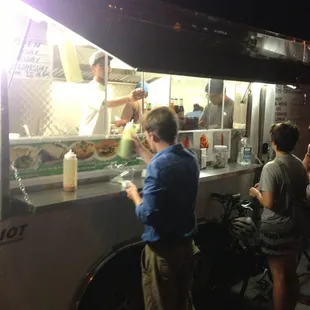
[192,192,268,305]
[206,193,310,303]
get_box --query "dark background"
[162,0,310,40]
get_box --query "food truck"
[0,0,309,309]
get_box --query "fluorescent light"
[287,84,297,89]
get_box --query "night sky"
[163,0,310,40]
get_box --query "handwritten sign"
[275,85,304,123]
[9,39,52,79]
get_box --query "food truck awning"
[24,0,310,84]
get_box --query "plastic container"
[63,149,78,192]
[200,148,207,169]
[118,121,136,159]
[237,137,252,165]
[213,145,228,168]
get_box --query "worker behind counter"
[79,51,145,136]
[115,81,149,128]
[199,79,234,129]
[186,103,203,119]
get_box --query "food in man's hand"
[141,136,154,153]
[95,140,118,158]
[200,134,209,149]
[132,89,146,100]
[71,141,95,160]
[39,143,67,163]
[11,147,38,169]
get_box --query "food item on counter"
[63,149,78,192]
[39,143,67,163]
[71,140,95,160]
[95,140,118,158]
[11,147,38,169]
[200,134,209,149]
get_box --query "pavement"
[196,253,310,310]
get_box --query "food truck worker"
[125,107,200,310]
[79,51,145,135]
[199,78,234,129]
[115,81,149,127]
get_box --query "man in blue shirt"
[126,107,200,310]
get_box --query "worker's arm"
[107,96,131,108]
[115,102,134,127]
[198,105,209,128]
[107,89,145,108]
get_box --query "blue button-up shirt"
[136,143,200,243]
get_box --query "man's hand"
[126,182,142,206]
[254,183,259,189]
[132,135,143,156]
[115,119,130,127]
[128,89,146,103]
[131,135,154,164]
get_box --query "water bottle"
[237,137,252,165]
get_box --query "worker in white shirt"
[79,51,145,135]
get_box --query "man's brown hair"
[141,107,179,144]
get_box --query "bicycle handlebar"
[211,193,241,202]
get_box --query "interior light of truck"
[287,84,297,89]
[21,1,137,73]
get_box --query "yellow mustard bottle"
[118,121,136,159]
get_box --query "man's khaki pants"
[141,239,199,310]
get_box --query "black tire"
[78,249,144,310]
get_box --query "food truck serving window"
[169,76,248,130]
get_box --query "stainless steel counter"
[12,164,261,211]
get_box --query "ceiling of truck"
[52,45,163,83]
[23,0,310,84]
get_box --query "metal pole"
[0,68,10,219]
[141,71,145,113]
[104,53,109,135]
[257,85,267,159]
[221,80,225,129]
[169,75,172,108]
[245,89,253,138]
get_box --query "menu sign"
[9,137,142,180]
[275,85,304,123]
[9,39,52,79]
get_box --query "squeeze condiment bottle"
[63,149,78,192]
[118,120,136,159]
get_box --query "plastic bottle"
[200,148,207,169]
[63,149,78,192]
[237,136,252,165]
[118,120,136,159]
